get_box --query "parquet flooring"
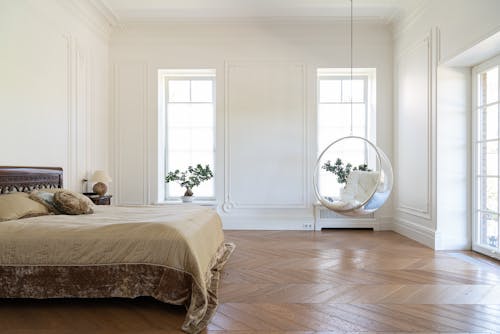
[1,230,499,333]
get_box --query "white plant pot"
[181,196,194,203]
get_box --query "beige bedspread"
[0,205,233,333]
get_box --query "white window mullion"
[472,55,500,258]
[498,65,500,251]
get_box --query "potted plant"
[165,164,214,202]
[322,158,370,187]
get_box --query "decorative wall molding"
[112,62,149,205]
[63,34,76,191]
[112,63,121,203]
[77,45,91,191]
[142,63,150,205]
[395,31,433,220]
[89,54,97,192]
[223,61,308,212]
[435,27,441,64]
[60,34,99,192]
[110,21,394,229]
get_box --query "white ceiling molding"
[114,16,395,26]
[89,0,119,28]
[58,0,118,39]
[392,0,430,40]
[100,0,423,25]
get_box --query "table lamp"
[91,170,112,196]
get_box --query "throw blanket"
[0,205,234,333]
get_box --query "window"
[317,68,376,194]
[160,69,216,200]
[473,56,500,259]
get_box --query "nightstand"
[83,192,112,205]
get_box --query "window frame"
[472,54,500,260]
[158,69,216,202]
[315,68,376,204]
[316,68,377,157]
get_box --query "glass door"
[473,55,500,259]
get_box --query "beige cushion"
[36,188,63,193]
[53,190,94,215]
[29,190,61,214]
[0,192,50,221]
[37,187,94,208]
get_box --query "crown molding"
[88,0,119,27]
[392,0,430,40]
[57,0,118,39]
[115,15,393,26]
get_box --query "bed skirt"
[0,242,235,333]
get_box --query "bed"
[0,166,234,334]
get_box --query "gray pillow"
[29,190,61,214]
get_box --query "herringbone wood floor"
[1,230,500,333]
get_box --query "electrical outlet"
[303,223,313,230]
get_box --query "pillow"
[36,187,63,193]
[29,190,61,214]
[53,190,94,215]
[37,187,94,207]
[344,170,380,202]
[0,192,51,221]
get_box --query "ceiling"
[100,0,424,23]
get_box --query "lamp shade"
[90,170,112,183]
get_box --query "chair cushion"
[343,170,380,203]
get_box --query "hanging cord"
[349,0,353,136]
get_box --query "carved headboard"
[0,167,63,194]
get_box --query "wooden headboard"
[0,167,63,194]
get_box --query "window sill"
[155,200,218,206]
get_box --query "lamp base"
[93,182,108,196]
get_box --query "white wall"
[393,0,500,249]
[110,21,393,229]
[0,0,112,191]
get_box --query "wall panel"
[396,36,432,218]
[113,63,147,204]
[110,22,394,229]
[224,62,307,210]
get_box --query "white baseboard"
[221,212,393,232]
[393,217,436,248]
[221,211,468,251]
[221,213,315,230]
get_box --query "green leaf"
[165,164,214,192]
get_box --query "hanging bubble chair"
[313,136,393,216]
